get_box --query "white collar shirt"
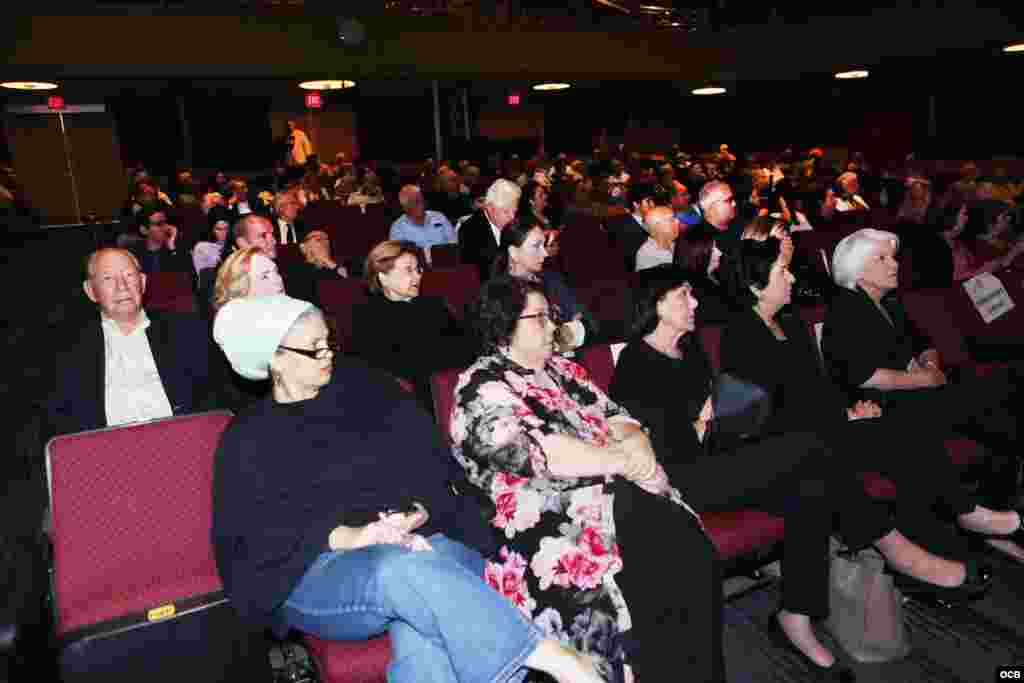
[101,310,174,427]
[277,217,298,245]
[486,213,501,246]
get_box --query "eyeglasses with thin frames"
[277,342,338,360]
[518,306,562,326]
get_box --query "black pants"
[670,431,894,620]
[612,479,725,683]
[875,366,1022,508]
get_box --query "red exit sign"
[507,93,521,106]
[47,95,65,110]
[305,92,322,109]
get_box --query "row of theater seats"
[45,269,1019,681]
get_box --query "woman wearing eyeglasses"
[211,294,604,683]
[451,275,724,683]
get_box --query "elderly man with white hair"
[822,171,870,219]
[822,228,1024,562]
[457,178,521,281]
[389,184,456,264]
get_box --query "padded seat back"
[317,279,369,352]
[144,271,196,314]
[46,411,233,637]
[420,265,481,321]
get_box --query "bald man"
[42,247,216,440]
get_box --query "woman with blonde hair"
[212,246,285,313]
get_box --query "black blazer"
[41,310,216,443]
[457,211,501,282]
[605,213,648,271]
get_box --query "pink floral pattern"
[449,353,642,680]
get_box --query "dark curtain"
[187,94,275,173]
[356,94,437,162]
[107,95,184,183]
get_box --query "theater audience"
[211,294,602,683]
[610,265,980,676]
[193,206,232,275]
[823,229,1024,559]
[821,171,870,219]
[459,179,521,282]
[389,185,456,264]
[452,275,724,682]
[721,237,1012,569]
[605,182,668,272]
[351,240,469,409]
[635,207,680,272]
[227,178,255,218]
[347,175,384,209]
[42,247,214,440]
[428,168,473,224]
[221,214,278,265]
[129,206,191,275]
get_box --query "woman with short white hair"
[822,228,1024,563]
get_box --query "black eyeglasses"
[518,306,562,326]
[278,342,338,360]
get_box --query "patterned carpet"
[723,552,1024,683]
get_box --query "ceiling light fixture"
[533,82,571,91]
[692,86,726,95]
[1004,42,1024,53]
[1,81,59,91]
[299,80,356,90]
[834,70,869,79]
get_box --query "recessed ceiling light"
[835,70,869,79]
[299,80,356,90]
[533,82,571,91]
[692,87,726,95]
[1,81,59,91]
[1004,42,1024,53]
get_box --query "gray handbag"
[824,540,911,663]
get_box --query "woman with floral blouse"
[451,275,723,683]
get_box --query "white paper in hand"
[963,273,1015,324]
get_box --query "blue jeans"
[279,534,540,683]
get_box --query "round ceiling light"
[532,82,571,91]
[834,70,869,79]
[1,81,59,90]
[1004,42,1024,53]
[692,87,726,95]
[299,80,356,90]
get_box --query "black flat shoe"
[892,560,992,609]
[764,613,856,682]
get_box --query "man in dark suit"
[605,182,668,272]
[128,205,193,275]
[457,178,521,282]
[41,248,217,442]
[272,189,308,246]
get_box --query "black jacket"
[457,211,501,282]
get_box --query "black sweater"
[211,359,492,627]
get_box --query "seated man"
[389,185,456,264]
[42,248,215,441]
[636,207,681,271]
[605,182,668,272]
[821,171,870,219]
[457,179,521,282]
[220,213,279,265]
[272,189,307,246]
[671,180,701,226]
[128,205,191,275]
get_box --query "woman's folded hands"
[329,504,433,552]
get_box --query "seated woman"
[282,229,349,307]
[518,180,554,231]
[452,276,724,683]
[946,204,1024,277]
[351,240,472,408]
[193,206,231,276]
[671,223,733,325]
[823,228,1024,559]
[212,246,285,313]
[495,222,588,351]
[722,237,1015,568]
[610,265,983,677]
[211,294,603,683]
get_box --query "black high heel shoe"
[891,559,993,609]
[765,612,856,682]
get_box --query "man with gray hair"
[389,184,456,263]
[458,178,522,281]
[636,207,681,271]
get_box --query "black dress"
[610,335,895,620]
[823,286,1023,507]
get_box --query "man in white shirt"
[274,190,306,245]
[636,207,680,271]
[287,120,313,167]
[42,248,215,439]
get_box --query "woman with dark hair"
[452,275,724,683]
[610,263,986,678]
[494,222,588,352]
[517,180,554,231]
[671,224,732,325]
[193,206,232,275]
[721,236,1008,569]
[350,240,471,408]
